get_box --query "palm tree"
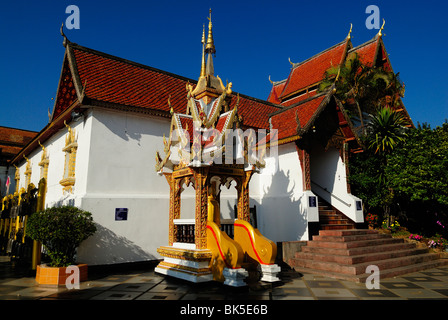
[366,107,408,156]
[319,53,405,134]
[365,107,408,227]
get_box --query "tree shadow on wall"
[77,223,156,265]
[259,168,308,241]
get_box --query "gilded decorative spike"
[378,19,385,37]
[205,9,216,54]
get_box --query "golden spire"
[205,9,216,54]
[200,24,206,77]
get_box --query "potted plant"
[26,206,96,285]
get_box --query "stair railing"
[311,180,351,207]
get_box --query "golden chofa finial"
[378,19,385,37]
[347,23,353,40]
[205,8,216,54]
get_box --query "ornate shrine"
[154,10,280,286]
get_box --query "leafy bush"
[26,206,96,267]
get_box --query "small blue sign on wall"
[308,196,317,208]
[115,208,128,221]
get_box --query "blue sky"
[1,0,447,132]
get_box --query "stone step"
[301,242,416,256]
[305,237,403,249]
[291,252,440,275]
[290,227,448,282]
[320,219,353,225]
[293,258,448,283]
[320,224,355,230]
[312,232,390,242]
[295,247,429,265]
[318,229,377,236]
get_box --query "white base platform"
[260,264,281,282]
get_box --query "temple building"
[2,12,413,284]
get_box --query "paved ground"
[1,256,448,301]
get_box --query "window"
[59,122,77,193]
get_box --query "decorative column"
[237,170,254,222]
[194,167,209,249]
[164,173,181,246]
[297,147,311,191]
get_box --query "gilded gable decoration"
[23,155,32,187]
[59,121,77,193]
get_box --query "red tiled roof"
[0,126,38,162]
[348,38,379,67]
[279,41,348,99]
[65,44,280,130]
[229,94,279,129]
[72,46,188,115]
[267,80,286,104]
[281,90,317,107]
[270,94,327,141]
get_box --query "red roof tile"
[348,38,379,67]
[280,41,348,99]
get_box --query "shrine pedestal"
[260,264,281,282]
[155,246,213,283]
[223,267,248,287]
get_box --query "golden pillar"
[164,173,181,246]
[32,178,47,270]
[194,167,209,249]
[237,171,253,222]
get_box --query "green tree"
[385,122,448,236]
[26,206,97,267]
[349,107,408,225]
[366,107,407,156]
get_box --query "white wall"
[256,142,310,242]
[75,108,171,265]
[310,145,363,223]
[14,113,93,207]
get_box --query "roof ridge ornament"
[346,23,353,40]
[288,57,295,66]
[377,19,385,37]
[60,23,69,47]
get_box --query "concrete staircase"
[290,229,448,282]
